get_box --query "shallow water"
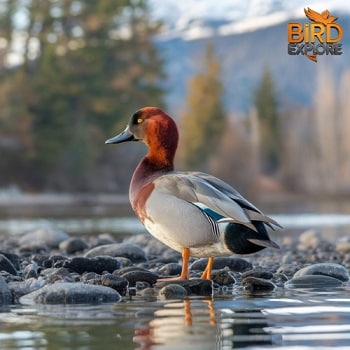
[1,289,350,350]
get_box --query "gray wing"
[155,172,281,230]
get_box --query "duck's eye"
[137,118,143,124]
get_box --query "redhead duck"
[106,107,280,280]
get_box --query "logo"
[288,7,343,62]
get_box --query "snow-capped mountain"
[149,0,350,40]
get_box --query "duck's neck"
[129,153,174,211]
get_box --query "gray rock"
[242,277,276,294]
[0,254,17,275]
[159,284,188,299]
[19,282,121,305]
[63,256,122,274]
[211,269,236,286]
[8,278,46,301]
[121,270,159,287]
[190,257,252,272]
[19,227,70,249]
[293,263,349,282]
[87,274,128,295]
[59,238,88,254]
[157,263,182,277]
[242,269,274,280]
[285,275,343,289]
[0,276,12,304]
[84,243,147,263]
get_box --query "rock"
[19,227,70,249]
[43,267,74,284]
[241,269,274,280]
[87,273,128,296]
[84,243,147,263]
[190,257,252,272]
[156,279,213,296]
[0,254,17,275]
[8,278,46,301]
[336,237,350,253]
[0,252,20,270]
[159,284,188,299]
[0,276,12,304]
[211,269,236,286]
[285,275,343,289]
[63,256,122,274]
[43,254,68,268]
[157,263,182,277]
[242,277,276,294]
[298,229,321,249]
[19,282,121,305]
[59,238,88,254]
[293,263,349,282]
[121,270,159,287]
[23,263,39,279]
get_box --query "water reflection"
[132,298,275,349]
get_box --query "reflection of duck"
[133,298,217,349]
[106,107,280,280]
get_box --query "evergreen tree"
[0,0,165,190]
[179,43,226,169]
[254,66,280,175]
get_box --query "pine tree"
[0,0,165,190]
[253,66,280,175]
[179,43,226,169]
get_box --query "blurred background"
[0,0,349,203]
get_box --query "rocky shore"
[0,228,349,305]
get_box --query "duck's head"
[106,107,179,168]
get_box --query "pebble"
[121,270,159,287]
[159,284,188,299]
[285,275,343,289]
[84,243,147,262]
[0,275,12,304]
[63,256,122,274]
[211,269,236,286]
[19,282,121,305]
[293,263,349,282]
[19,227,70,249]
[0,254,17,275]
[59,237,89,254]
[190,257,252,272]
[242,277,276,294]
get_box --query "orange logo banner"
[288,8,343,62]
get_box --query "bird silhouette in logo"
[304,8,338,25]
[303,8,338,62]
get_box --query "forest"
[0,0,349,198]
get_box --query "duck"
[105,107,281,280]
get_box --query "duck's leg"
[200,257,214,280]
[157,247,190,281]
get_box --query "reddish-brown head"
[106,107,179,170]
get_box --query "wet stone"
[43,267,74,284]
[121,270,159,287]
[190,257,252,273]
[23,263,39,279]
[0,275,12,304]
[285,275,343,289]
[0,252,20,270]
[159,283,188,299]
[241,269,274,280]
[242,277,276,294]
[63,256,122,274]
[8,278,46,302]
[19,228,70,249]
[211,269,236,286]
[59,238,89,254]
[293,263,349,282]
[157,263,182,277]
[19,282,121,305]
[0,254,17,276]
[87,274,129,296]
[84,243,147,263]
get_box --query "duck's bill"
[105,127,136,144]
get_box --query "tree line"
[1,1,349,196]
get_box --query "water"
[1,196,350,349]
[1,291,350,349]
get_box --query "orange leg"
[157,247,190,281]
[200,257,214,280]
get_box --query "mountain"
[152,4,350,115]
